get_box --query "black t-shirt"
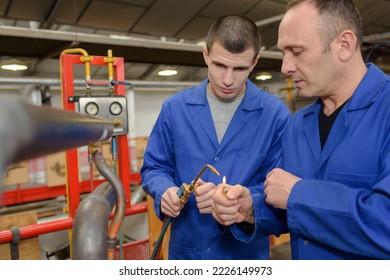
[318,100,348,149]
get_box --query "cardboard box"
[0,211,40,260]
[46,152,66,187]
[2,161,29,186]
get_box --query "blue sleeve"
[288,175,390,258]
[140,101,177,221]
[230,188,289,243]
[230,106,290,242]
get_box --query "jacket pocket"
[169,242,197,259]
[330,171,379,190]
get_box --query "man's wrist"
[243,206,254,224]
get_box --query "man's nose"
[281,57,296,76]
[222,69,234,86]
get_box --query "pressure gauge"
[109,101,122,115]
[85,102,99,115]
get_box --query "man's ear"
[338,30,357,61]
[203,47,209,65]
[251,54,260,70]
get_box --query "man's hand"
[264,168,301,209]
[161,186,183,217]
[211,184,254,226]
[194,178,217,214]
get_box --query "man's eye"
[292,50,302,56]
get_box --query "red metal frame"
[0,173,141,207]
[0,205,147,243]
[0,52,147,247]
[61,53,132,218]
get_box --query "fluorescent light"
[158,69,178,76]
[255,72,272,81]
[1,59,28,71]
[196,41,207,47]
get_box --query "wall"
[132,89,177,137]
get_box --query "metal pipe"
[0,203,148,244]
[131,186,147,205]
[60,48,92,83]
[0,77,199,88]
[0,218,74,244]
[72,148,126,260]
[71,182,115,260]
[0,100,114,175]
[92,148,126,260]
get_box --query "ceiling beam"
[40,0,67,29]
[0,25,283,59]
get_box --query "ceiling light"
[1,59,28,71]
[158,69,178,76]
[255,72,272,81]
[196,41,207,47]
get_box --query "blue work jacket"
[141,79,290,259]
[236,63,390,259]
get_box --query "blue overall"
[141,79,290,259]
[234,63,390,259]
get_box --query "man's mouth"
[293,79,303,88]
[220,87,234,94]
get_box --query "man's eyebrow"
[211,60,249,69]
[285,44,305,49]
[234,65,251,70]
[210,60,225,66]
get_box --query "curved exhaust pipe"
[71,181,114,259]
[0,100,125,260]
[72,148,126,260]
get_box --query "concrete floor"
[270,241,292,260]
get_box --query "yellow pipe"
[280,77,294,112]
[104,49,116,91]
[59,47,92,256]
[60,48,93,83]
[286,77,293,103]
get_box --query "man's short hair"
[206,15,261,59]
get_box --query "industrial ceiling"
[0,0,389,94]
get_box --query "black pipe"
[0,100,114,176]
[0,100,123,259]
[14,101,114,161]
[71,182,115,260]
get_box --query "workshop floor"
[270,241,292,260]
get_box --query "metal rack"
[0,51,148,259]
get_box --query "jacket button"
[214,157,219,161]
[304,240,309,245]
[207,248,211,253]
